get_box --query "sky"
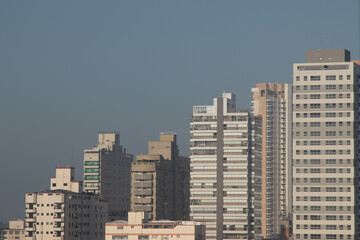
[0,0,359,222]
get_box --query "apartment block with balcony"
[190,93,262,240]
[84,133,133,220]
[292,49,360,240]
[252,83,292,239]
[0,219,25,240]
[24,167,108,240]
[130,133,190,221]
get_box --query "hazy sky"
[0,0,359,222]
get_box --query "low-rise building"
[105,212,205,240]
[0,219,25,240]
[24,167,108,240]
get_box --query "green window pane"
[85,168,100,173]
[85,161,99,166]
[85,175,99,180]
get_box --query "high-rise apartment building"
[130,133,190,221]
[293,49,360,240]
[252,83,292,239]
[83,133,133,219]
[25,167,108,240]
[190,93,262,240]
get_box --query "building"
[130,133,190,221]
[84,132,133,220]
[190,93,262,240]
[25,167,108,240]
[292,49,360,240]
[0,219,25,240]
[105,212,206,240]
[252,83,292,239]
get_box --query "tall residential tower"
[131,133,190,221]
[252,83,292,239]
[190,93,262,240]
[293,49,360,240]
[83,133,133,220]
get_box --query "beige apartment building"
[130,133,190,221]
[105,212,206,240]
[0,219,25,240]
[25,167,108,240]
[252,83,292,239]
[84,133,133,220]
[293,49,360,240]
[190,93,262,240]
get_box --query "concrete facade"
[84,133,133,220]
[105,212,206,240]
[190,93,262,240]
[130,133,190,221]
[24,167,108,240]
[0,219,25,240]
[252,83,292,239]
[292,49,360,240]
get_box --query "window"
[311,76,321,81]
[339,75,343,80]
[326,216,336,220]
[304,76,308,81]
[310,113,320,118]
[310,197,321,202]
[326,94,336,99]
[326,187,336,192]
[326,75,336,80]
[296,86,300,90]
[325,84,336,90]
[112,236,128,240]
[326,178,336,183]
[310,132,320,137]
[310,215,320,220]
[310,150,320,155]
[310,159,320,164]
[310,178,320,183]
[310,94,320,99]
[310,224,321,229]
[326,169,336,173]
[325,112,336,117]
[326,235,336,239]
[310,169,320,174]
[326,150,336,155]
[325,122,336,127]
[326,206,336,211]
[310,85,320,90]
[326,103,336,108]
[310,141,320,146]
[310,104,320,108]
[326,131,336,136]
[85,161,100,166]
[296,76,300,81]
[310,206,321,211]
[347,75,351,80]
[326,197,336,201]
[310,122,320,127]
[311,234,321,239]
[347,84,351,89]
[310,187,320,192]
[84,175,100,180]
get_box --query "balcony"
[54,207,65,213]
[133,197,153,204]
[25,208,36,213]
[134,205,152,212]
[134,189,153,196]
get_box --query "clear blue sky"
[0,0,359,222]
